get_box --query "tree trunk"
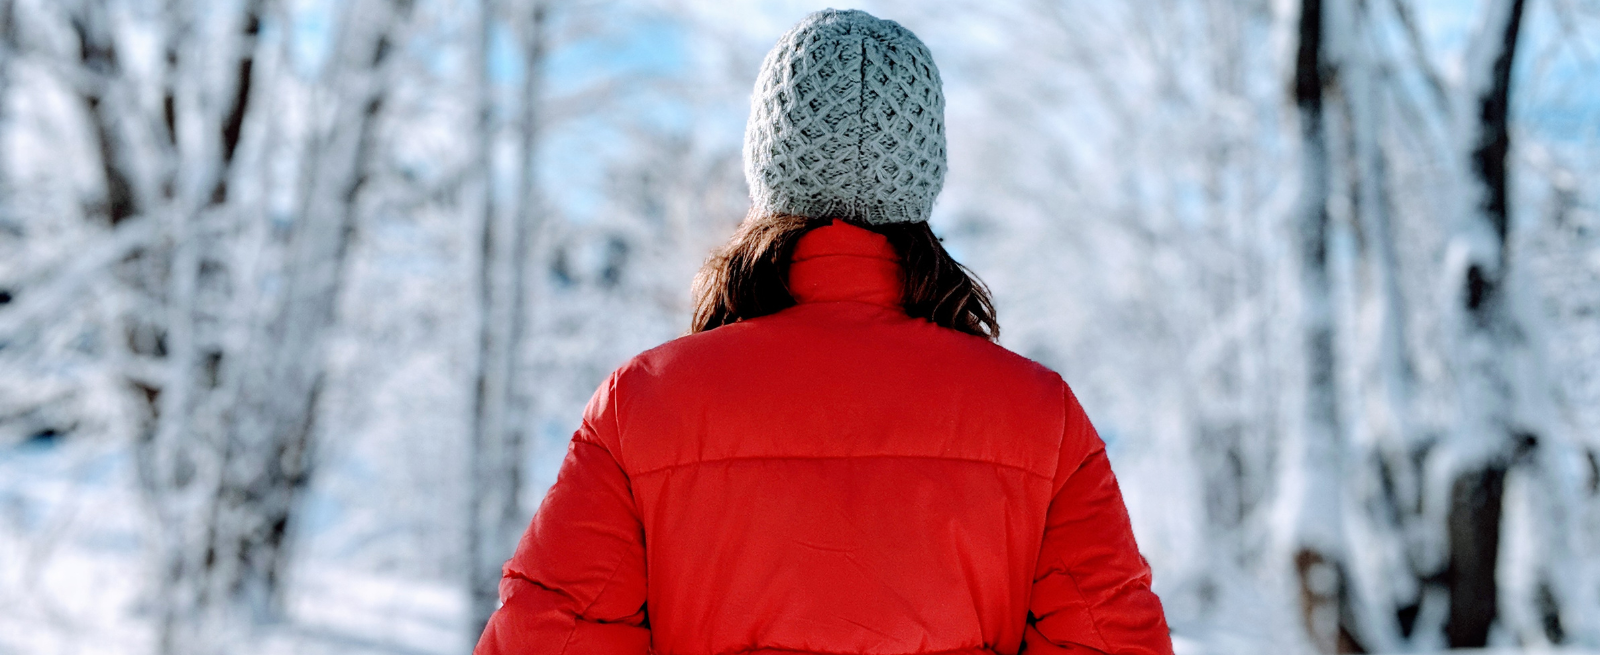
[0,0,14,215]
[506,1,547,522]
[1290,0,1360,651]
[1332,0,1421,649]
[68,1,140,227]
[1442,0,1526,647]
[467,0,514,636]
[1445,464,1507,646]
[467,0,548,638]
[156,1,410,651]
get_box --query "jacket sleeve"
[1022,385,1172,655]
[475,372,650,655]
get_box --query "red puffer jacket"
[475,222,1172,655]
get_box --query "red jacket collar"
[788,221,903,309]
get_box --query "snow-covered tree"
[465,0,550,636]
[2,1,1597,653]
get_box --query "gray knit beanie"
[743,9,946,225]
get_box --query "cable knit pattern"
[743,9,946,225]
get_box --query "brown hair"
[689,212,999,340]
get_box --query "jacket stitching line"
[1052,443,1102,496]
[556,438,641,655]
[608,371,626,452]
[1048,383,1071,485]
[504,571,582,606]
[555,495,637,655]
[629,454,1051,480]
[1059,565,1114,652]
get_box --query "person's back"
[475,10,1171,655]
[625,222,1073,653]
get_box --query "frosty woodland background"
[0,0,1597,653]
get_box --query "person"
[474,9,1172,655]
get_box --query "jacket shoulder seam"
[629,454,1052,480]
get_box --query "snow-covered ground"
[0,436,469,655]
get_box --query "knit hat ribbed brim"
[743,9,947,225]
